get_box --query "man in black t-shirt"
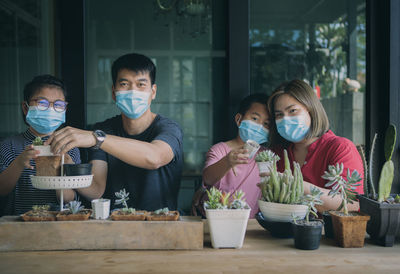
[46,53,183,210]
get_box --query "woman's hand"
[16,145,39,169]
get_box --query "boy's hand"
[226,148,249,169]
[16,145,39,169]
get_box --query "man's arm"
[46,127,175,170]
[75,160,108,200]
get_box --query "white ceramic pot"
[91,199,110,219]
[258,200,307,222]
[257,161,272,174]
[33,145,54,156]
[205,208,250,249]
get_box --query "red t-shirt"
[275,130,364,194]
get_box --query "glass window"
[0,0,55,138]
[250,0,366,145]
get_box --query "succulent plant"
[32,205,50,212]
[257,149,304,204]
[255,150,280,163]
[322,163,361,215]
[115,188,130,209]
[204,187,249,210]
[302,186,324,224]
[377,124,396,202]
[32,137,43,146]
[154,207,169,215]
[66,200,84,214]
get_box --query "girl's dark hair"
[111,53,156,85]
[23,74,67,102]
[237,93,269,115]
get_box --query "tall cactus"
[378,124,397,202]
[258,149,303,204]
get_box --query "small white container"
[91,199,110,220]
[205,208,250,249]
[33,145,54,156]
[243,140,260,159]
[257,161,273,174]
[258,200,308,222]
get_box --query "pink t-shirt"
[203,142,263,218]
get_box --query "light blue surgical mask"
[115,90,151,119]
[239,120,269,144]
[276,115,310,143]
[26,106,65,134]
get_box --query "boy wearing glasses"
[46,53,183,211]
[0,75,81,215]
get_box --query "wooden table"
[1,219,399,274]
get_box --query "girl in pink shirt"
[196,94,270,218]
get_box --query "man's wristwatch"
[92,130,106,149]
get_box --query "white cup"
[257,161,273,174]
[243,140,260,159]
[91,199,110,219]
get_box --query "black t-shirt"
[89,114,183,211]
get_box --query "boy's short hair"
[237,93,269,116]
[268,79,329,146]
[111,53,156,85]
[23,74,67,103]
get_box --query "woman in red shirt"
[268,79,364,212]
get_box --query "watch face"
[95,130,106,138]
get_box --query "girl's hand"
[226,148,249,169]
[16,145,39,169]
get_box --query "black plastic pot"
[291,220,323,250]
[322,211,334,239]
[358,194,400,247]
[63,163,92,176]
[255,212,293,238]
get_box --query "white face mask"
[115,90,151,119]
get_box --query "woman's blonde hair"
[267,79,329,146]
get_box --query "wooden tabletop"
[1,219,399,274]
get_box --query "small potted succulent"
[56,200,91,221]
[358,124,400,246]
[323,163,370,248]
[21,205,57,222]
[291,186,324,250]
[204,187,250,249]
[257,150,307,223]
[33,136,62,176]
[255,150,280,174]
[110,189,147,221]
[146,207,180,221]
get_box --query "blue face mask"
[239,120,269,144]
[276,115,310,143]
[26,106,65,134]
[115,90,151,119]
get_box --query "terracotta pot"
[110,210,147,221]
[35,156,62,176]
[146,211,180,221]
[21,210,58,222]
[56,209,91,221]
[330,211,370,248]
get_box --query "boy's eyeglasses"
[29,98,68,112]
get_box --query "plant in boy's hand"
[322,163,361,215]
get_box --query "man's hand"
[16,145,40,169]
[45,126,96,155]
